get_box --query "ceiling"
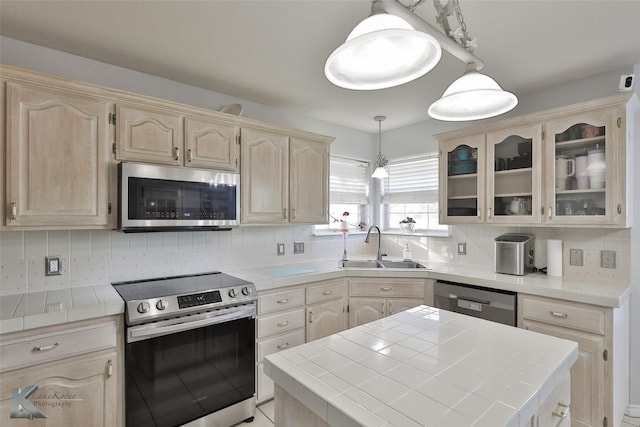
[1,0,639,133]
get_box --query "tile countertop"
[264,305,579,427]
[0,285,124,334]
[226,258,631,308]
[0,257,630,334]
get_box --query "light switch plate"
[277,243,285,256]
[457,242,466,255]
[601,250,616,268]
[294,241,304,254]
[569,249,584,266]
[45,256,62,276]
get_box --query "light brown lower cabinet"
[0,316,123,426]
[519,294,630,427]
[347,278,429,328]
[0,351,117,426]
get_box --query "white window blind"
[383,154,439,203]
[330,156,369,204]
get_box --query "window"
[382,154,449,235]
[315,156,369,233]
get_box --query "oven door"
[125,309,256,427]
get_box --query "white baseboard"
[627,404,640,418]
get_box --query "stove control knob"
[137,301,150,314]
[156,300,168,310]
[228,288,238,298]
[241,286,252,296]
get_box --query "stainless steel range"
[112,272,257,427]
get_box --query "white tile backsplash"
[0,224,628,296]
[383,225,630,280]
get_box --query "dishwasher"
[433,280,517,326]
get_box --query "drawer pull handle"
[187,149,193,162]
[308,311,313,323]
[277,299,289,304]
[10,202,17,220]
[277,321,289,327]
[174,146,180,161]
[277,343,290,350]
[322,290,332,296]
[550,311,568,319]
[33,342,60,352]
[106,359,113,378]
[381,287,392,291]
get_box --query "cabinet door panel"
[116,104,182,165]
[0,351,117,427]
[185,117,238,171]
[544,109,618,225]
[348,298,385,328]
[439,134,486,224]
[241,128,289,223]
[306,299,347,342]
[289,138,328,224]
[387,298,424,315]
[6,82,111,227]
[523,320,604,427]
[486,124,542,224]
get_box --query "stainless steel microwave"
[117,162,240,232]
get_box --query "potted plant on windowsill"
[399,217,416,232]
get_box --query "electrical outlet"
[601,250,616,269]
[294,241,304,254]
[457,242,466,255]
[45,256,62,276]
[276,243,285,256]
[569,249,584,266]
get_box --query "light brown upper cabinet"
[437,94,635,227]
[114,104,183,166]
[114,104,239,172]
[240,127,331,224]
[184,116,239,171]
[4,80,114,228]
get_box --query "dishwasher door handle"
[448,293,491,306]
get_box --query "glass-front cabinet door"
[485,124,542,224]
[439,135,485,223]
[544,108,618,225]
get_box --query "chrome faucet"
[365,225,385,260]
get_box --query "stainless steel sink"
[378,260,427,269]
[339,260,382,268]
[339,260,427,269]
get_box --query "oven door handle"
[127,305,255,343]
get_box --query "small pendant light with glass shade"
[372,115,388,179]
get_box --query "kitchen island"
[264,305,578,427]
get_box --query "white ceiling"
[1,0,639,133]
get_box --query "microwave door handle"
[128,305,254,343]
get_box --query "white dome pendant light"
[372,115,389,179]
[428,62,518,121]
[325,12,441,90]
